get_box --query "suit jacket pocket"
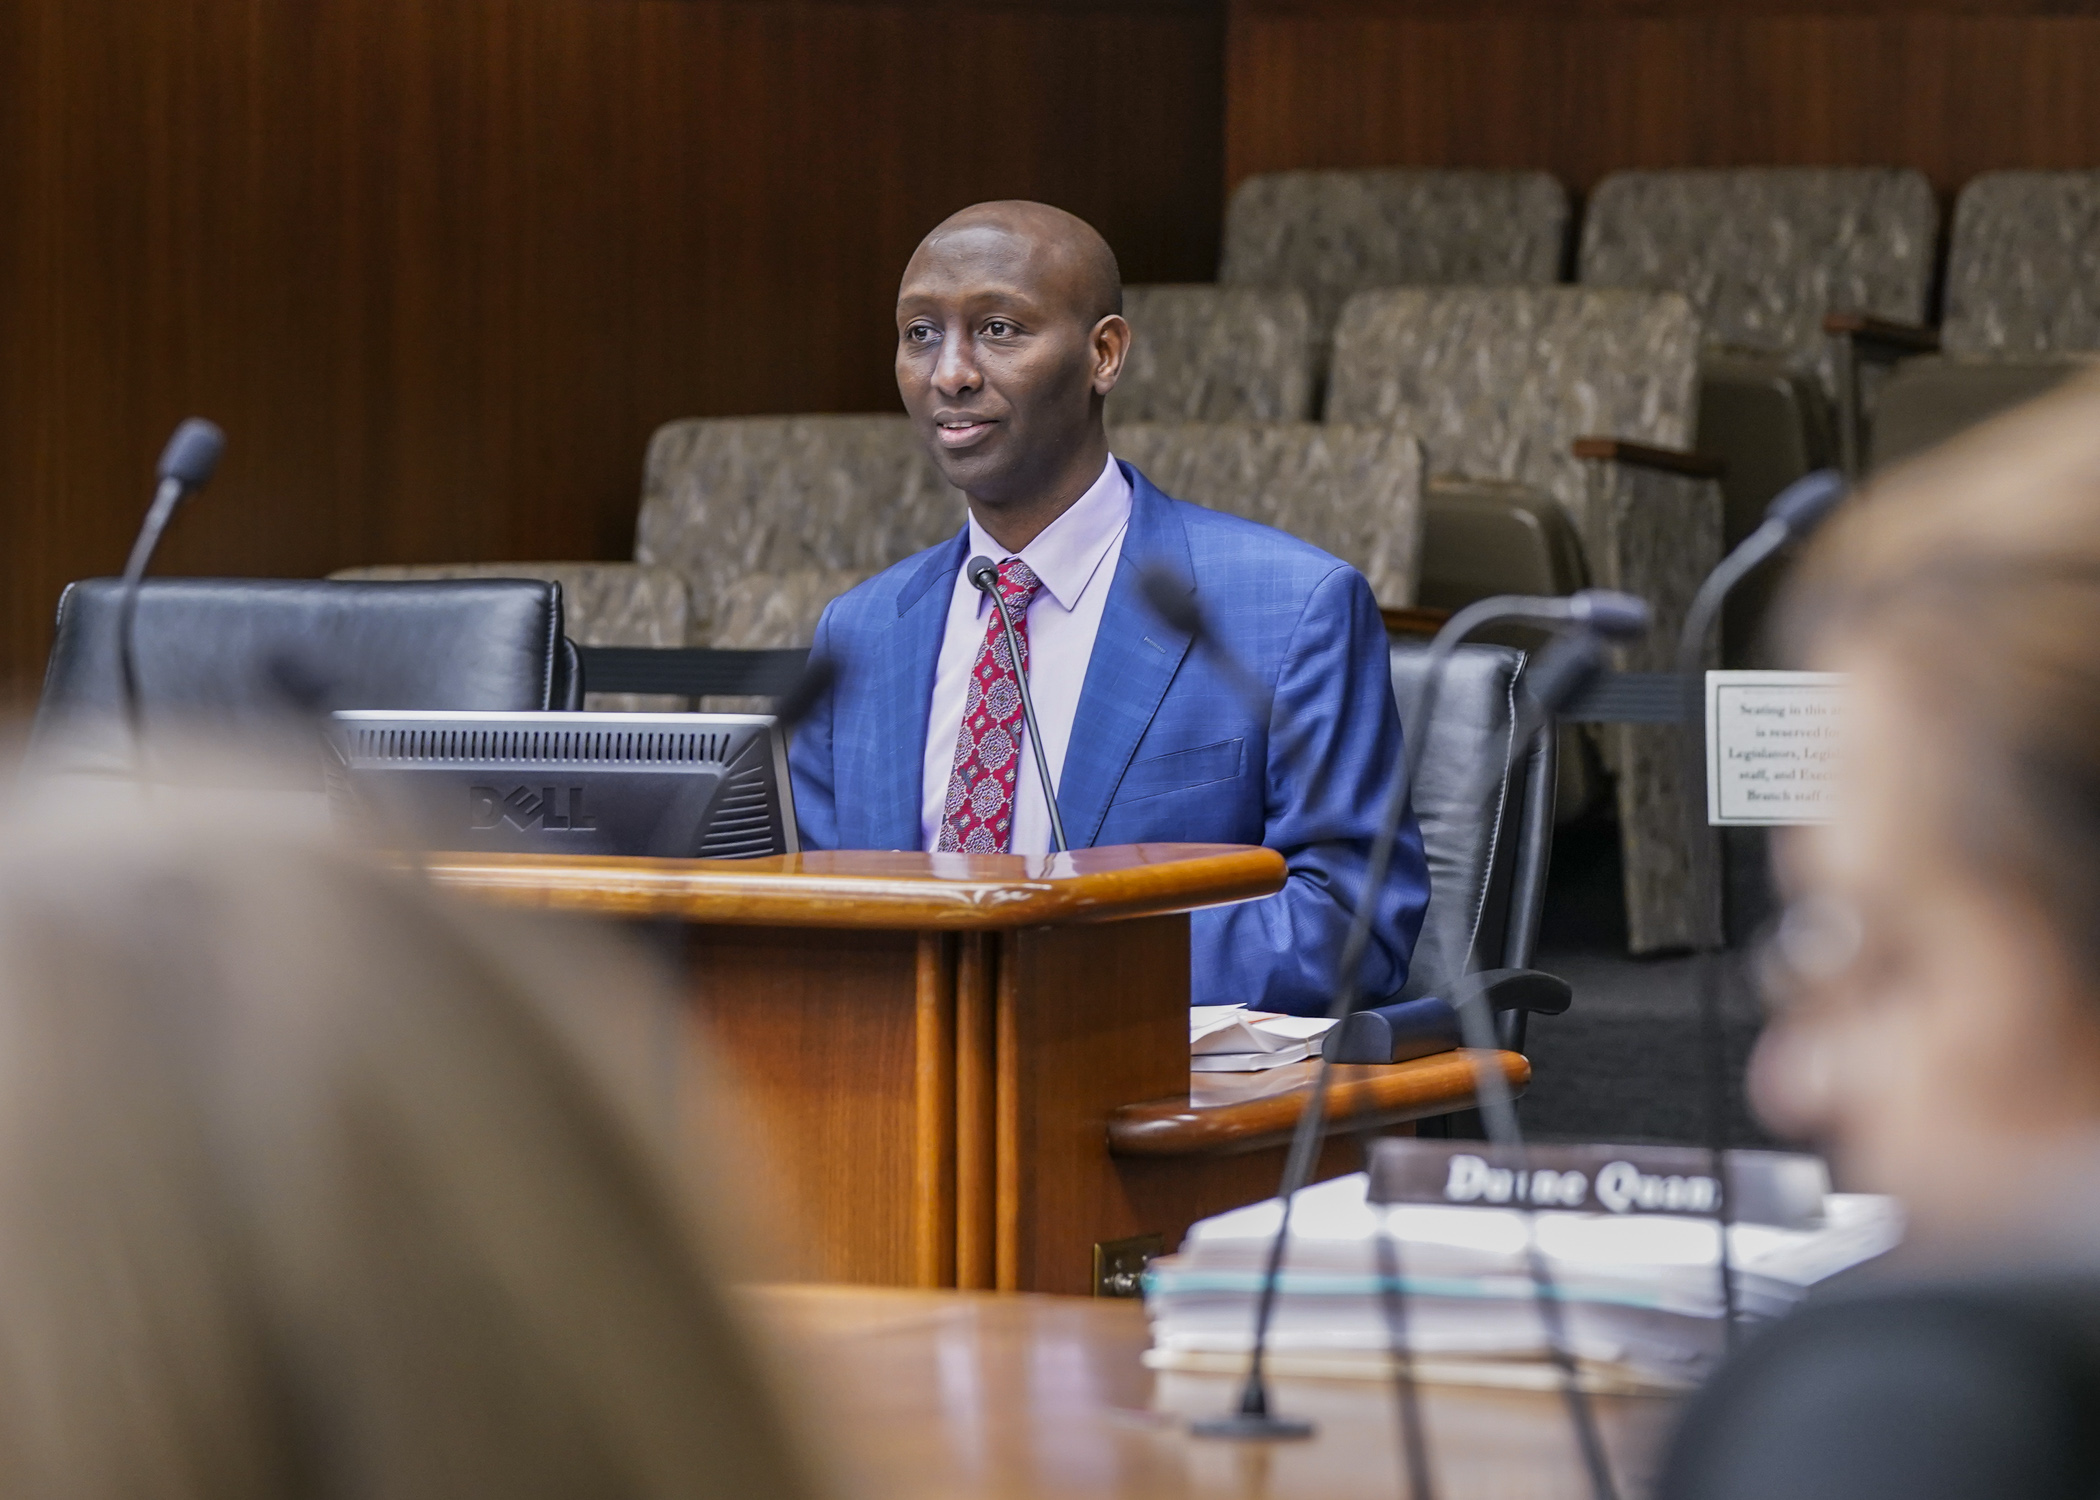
[1114,738,1245,804]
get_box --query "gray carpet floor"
[1513,817,1779,1149]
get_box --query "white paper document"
[1189,1005,1337,1072]
[1143,1169,1903,1392]
[1705,670,1845,826]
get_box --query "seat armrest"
[1324,995,1460,1065]
[1470,966,1572,1055]
[1380,604,1452,637]
[1321,968,1571,1064]
[1824,312,1942,477]
[1822,310,1940,354]
[1470,966,1572,1015]
[1571,437,1725,479]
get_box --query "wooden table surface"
[1113,1051,1533,1156]
[422,842,1286,928]
[748,1285,1679,1500]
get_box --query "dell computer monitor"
[326,711,798,859]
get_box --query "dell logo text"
[468,785,599,832]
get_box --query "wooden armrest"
[1380,604,1451,637]
[1570,437,1725,479]
[1822,311,1940,353]
[1106,1049,1530,1158]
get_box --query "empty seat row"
[1116,164,2097,679]
[1858,171,2100,471]
[340,417,1429,651]
[1120,165,2099,496]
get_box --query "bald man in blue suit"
[789,202,1428,1015]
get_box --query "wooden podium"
[426,843,1525,1295]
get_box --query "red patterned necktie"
[936,557,1045,854]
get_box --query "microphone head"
[1138,564,1203,637]
[1521,631,1608,715]
[157,418,225,489]
[772,654,839,735]
[965,555,1000,594]
[1764,468,1846,538]
[1565,589,1652,641]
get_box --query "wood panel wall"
[9,0,2096,701]
[0,0,1223,698]
[1226,0,2100,196]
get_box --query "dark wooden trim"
[1231,0,2100,16]
[0,0,1225,703]
[1380,604,1452,636]
[1570,437,1726,479]
[1823,311,1943,352]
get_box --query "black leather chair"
[1391,641,1563,1052]
[35,578,583,750]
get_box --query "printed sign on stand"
[1705,671,1844,826]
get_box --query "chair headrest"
[35,578,572,758]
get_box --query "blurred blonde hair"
[1781,368,2100,972]
[0,788,821,1500]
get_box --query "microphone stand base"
[1189,1413,1316,1441]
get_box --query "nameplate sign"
[1366,1140,1830,1229]
[1705,670,1844,826]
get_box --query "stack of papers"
[1190,1005,1338,1072]
[1143,1170,1903,1392]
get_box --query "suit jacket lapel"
[862,531,964,849]
[1059,468,1195,847]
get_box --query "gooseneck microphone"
[117,418,226,757]
[1429,624,1639,1500]
[1674,468,1848,773]
[1152,571,1647,1461]
[1674,468,1848,1348]
[772,652,839,737]
[966,554,1067,853]
[1364,623,1647,1500]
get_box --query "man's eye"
[984,320,1014,337]
[905,325,938,343]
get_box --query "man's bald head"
[911,201,1123,324]
[895,202,1131,544]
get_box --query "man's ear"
[1090,314,1131,395]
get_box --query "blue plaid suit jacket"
[788,465,1429,1015]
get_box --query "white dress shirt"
[920,454,1133,855]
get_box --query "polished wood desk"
[427,845,1526,1295]
[1113,1052,1531,1156]
[749,1284,1678,1500]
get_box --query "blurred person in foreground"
[0,779,823,1500]
[1660,374,2100,1498]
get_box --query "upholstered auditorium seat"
[636,414,960,645]
[1942,171,2100,354]
[1108,420,1422,607]
[331,561,693,710]
[706,567,871,650]
[337,417,957,684]
[1218,168,1569,354]
[1111,286,1316,423]
[1579,167,1937,583]
[1867,172,2100,471]
[1327,285,1723,955]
